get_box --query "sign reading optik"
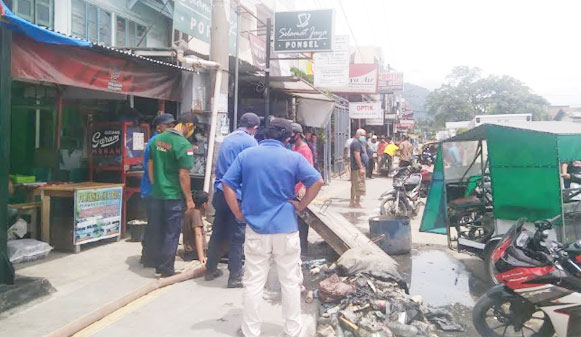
[274,9,334,53]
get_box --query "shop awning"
[269,77,336,128]
[2,0,193,101]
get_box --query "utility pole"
[233,0,240,128]
[264,18,271,125]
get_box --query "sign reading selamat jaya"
[274,10,334,52]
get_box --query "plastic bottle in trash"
[305,290,314,303]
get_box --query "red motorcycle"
[473,215,581,337]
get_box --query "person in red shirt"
[291,122,313,254]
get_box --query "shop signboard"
[349,102,382,119]
[395,119,415,132]
[74,187,123,244]
[12,36,182,101]
[378,72,404,92]
[274,9,334,52]
[173,0,212,43]
[313,34,350,88]
[248,33,281,76]
[91,125,122,167]
[331,64,379,94]
[366,117,384,126]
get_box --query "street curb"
[43,264,206,337]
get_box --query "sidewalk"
[313,173,448,247]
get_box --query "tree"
[426,66,549,127]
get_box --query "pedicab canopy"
[420,122,581,235]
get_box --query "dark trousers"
[399,160,411,168]
[298,216,309,255]
[148,198,184,274]
[205,189,245,278]
[367,158,375,178]
[141,197,155,265]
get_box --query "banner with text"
[349,102,382,119]
[313,34,350,88]
[378,72,404,92]
[74,187,123,244]
[274,9,334,52]
[332,64,378,94]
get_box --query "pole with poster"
[264,18,271,125]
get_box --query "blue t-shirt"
[140,132,158,198]
[222,139,322,234]
[214,128,258,199]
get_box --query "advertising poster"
[313,35,350,88]
[74,187,123,244]
[331,64,379,94]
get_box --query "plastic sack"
[337,248,407,292]
[7,218,28,240]
[7,239,53,264]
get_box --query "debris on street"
[304,250,465,337]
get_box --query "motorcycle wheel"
[380,196,408,217]
[472,292,554,337]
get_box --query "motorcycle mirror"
[575,240,581,249]
[542,230,550,239]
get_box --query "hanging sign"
[274,9,334,52]
[91,125,122,167]
[378,72,404,92]
[349,102,382,119]
[313,35,350,88]
[366,118,384,126]
[248,33,281,76]
[331,64,379,94]
[74,187,123,244]
[173,0,212,43]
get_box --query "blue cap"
[152,113,175,126]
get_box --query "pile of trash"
[304,249,464,337]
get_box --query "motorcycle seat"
[448,196,483,209]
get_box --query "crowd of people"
[138,112,323,337]
[344,130,415,208]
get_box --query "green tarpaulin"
[420,122,581,235]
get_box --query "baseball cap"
[291,122,303,134]
[239,112,260,128]
[266,118,293,139]
[152,113,175,127]
[372,135,378,140]
[177,112,198,124]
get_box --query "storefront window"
[115,16,147,48]
[14,0,53,29]
[71,0,112,45]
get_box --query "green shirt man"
[149,129,195,200]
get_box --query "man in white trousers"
[221,118,324,337]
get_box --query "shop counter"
[40,182,124,252]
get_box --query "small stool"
[7,202,41,239]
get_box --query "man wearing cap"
[140,113,175,267]
[290,122,313,255]
[222,118,323,337]
[205,112,260,288]
[147,112,198,277]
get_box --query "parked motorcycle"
[448,176,494,243]
[473,215,581,337]
[379,164,423,217]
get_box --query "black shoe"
[155,270,177,278]
[227,276,243,288]
[205,269,224,281]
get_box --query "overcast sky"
[300,0,581,106]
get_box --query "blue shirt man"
[204,112,260,288]
[221,118,323,337]
[214,127,258,199]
